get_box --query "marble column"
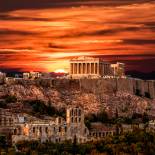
[84,63,86,74]
[79,63,81,74]
[76,63,78,74]
[85,63,87,74]
[72,63,74,74]
[83,63,85,74]
[77,63,79,74]
[94,63,96,74]
[96,63,98,74]
[70,63,72,74]
[97,63,100,75]
[81,63,83,74]
[74,63,76,74]
[89,63,91,74]
[91,63,93,74]
[83,63,86,74]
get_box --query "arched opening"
[14,128,17,135]
[135,89,141,96]
[145,92,151,98]
[45,127,48,134]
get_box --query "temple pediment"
[71,56,100,61]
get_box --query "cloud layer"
[0,0,155,72]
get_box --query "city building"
[23,72,41,80]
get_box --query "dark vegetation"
[0,135,7,149]
[0,95,66,118]
[85,111,149,129]
[25,99,66,118]
[1,130,155,155]
[4,95,17,103]
[0,95,17,108]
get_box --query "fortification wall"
[77,78,155,99]
[4,77,155,99]
[133,79,155,99]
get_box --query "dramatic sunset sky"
[0,0,155,72]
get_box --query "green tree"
[72,135,77,155]
[0,100,7,108]
[97,110,109,123]
[0,135,6,148]
[142,112,149,124]
[5,95,17,103]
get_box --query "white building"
[23,72,42,80]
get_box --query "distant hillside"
[126,71,155,80]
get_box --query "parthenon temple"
[70,56,112,78]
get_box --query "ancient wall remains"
[3,77,155,99]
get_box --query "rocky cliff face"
[0,79,154,117]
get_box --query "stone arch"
[145,92,151,98]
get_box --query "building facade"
[0,108,15,143]
[66,106,89,143]
[0,108,14,129]
[12,106,89,144]
[111,62,125,77]
[89,123,116,141]
[23,72,41,80]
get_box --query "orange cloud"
[0,1,155,72]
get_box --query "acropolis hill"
[0,56,155,117]
[0,77,155,118]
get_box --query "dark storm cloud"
[143,22,155,31]
[123,39,155,45]
[58,26,144,38]
[47,43,68,49]
[100,55,155,72]
[0,29,36,35]
[143,21,155,26]
[0,51,17,55]
[0,0,154,12]
[0,55,17,61]
[123,58,155,72]
[0,14,57,22]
